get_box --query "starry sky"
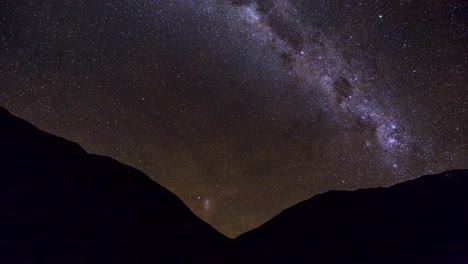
[1,0,467,237]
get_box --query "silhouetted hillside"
[236,169,468,263]
[1,106,467,264]
[0,107,231,263]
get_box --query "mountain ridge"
[1,106,467,263]
[0,106,232,263]
[244,168,468,231]
[235,169,468,263]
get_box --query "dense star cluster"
[1,0,466,237]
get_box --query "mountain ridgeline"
[0,107,231,263]
[0,106,467,263]
[235,169,468,263]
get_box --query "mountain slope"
[236,169,468,263]
[2,106,467,263]
[0,107,231,263]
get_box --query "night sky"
[1,0,467,237]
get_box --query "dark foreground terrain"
[235,170,468,264]
[1,106,467,263]
[0,107,231,263]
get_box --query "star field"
[1,0,467,237]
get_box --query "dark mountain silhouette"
[0,106,231,263]
[235,170,468,263]
[1,105,467,264]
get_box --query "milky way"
[231,0,412,169]
[1,0,466,237]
